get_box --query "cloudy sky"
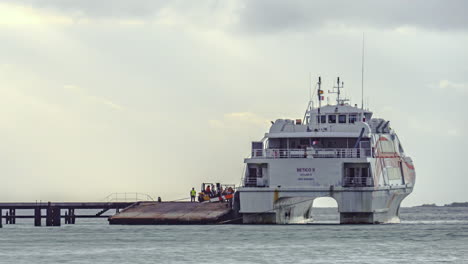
[0,0,467,206]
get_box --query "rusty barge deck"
[108,201,236,225]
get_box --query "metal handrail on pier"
[103,192,155,203]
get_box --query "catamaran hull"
[238,187,413,224]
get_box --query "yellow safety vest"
[191,190,196,196]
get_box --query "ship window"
[380,140,395,153]
[320,115,326,123]
[349,114,357,123]
[364,113,372,121]
[317,115,326,123]
[328,115,336,123]
[299,138,309,146]
[289,139,298,149]
[387,167,400,180]
[361,167,369,178]
[339,115,347,123]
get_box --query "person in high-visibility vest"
[190,187,197,202]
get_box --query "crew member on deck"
[190,187,197,202]
[211,184,215,197]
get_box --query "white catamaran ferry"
[237,77,416,224]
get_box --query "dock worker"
[190,187,197,202]
[211,184,216,197]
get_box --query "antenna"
[336,77,341,103]
[329,77,348,105]
[361,33,365,109]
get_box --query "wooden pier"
[0,202,133,227]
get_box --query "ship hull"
[238,186,413,224]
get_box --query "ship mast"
[317,76,322,111]
[329,77,348,105]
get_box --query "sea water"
[0,207,467,264]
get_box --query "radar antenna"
[328,77,349,105]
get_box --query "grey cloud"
[238,0,468,32]
[5,0,220,18]
[6,0,467,32]
[7,0,162,17]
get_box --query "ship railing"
[250,148,372,159]
[243,177,258,187]
[343,177,374,187]
[242,177,268,187]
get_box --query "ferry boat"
[237,77,416,224]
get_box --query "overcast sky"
[0,0,467,206]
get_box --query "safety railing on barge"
[103,193,155,203]
[250,148,372,159]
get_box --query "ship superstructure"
[237,77,416,224]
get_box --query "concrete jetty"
[108,201,235,225]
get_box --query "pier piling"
[34,208,41,226]
[64,209,75,224]
[46,206,51,226]
[5,209,16,224]
[46,206,61,226]
[53,208,61,226]
[69,208,76,224]
[11,209,16,224]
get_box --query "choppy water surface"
[1,207,467,264]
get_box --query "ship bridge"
[249,103,374,161]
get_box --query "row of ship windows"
[316,114,359,124]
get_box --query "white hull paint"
[239,77,415,224]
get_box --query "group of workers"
[190,184,235,202]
